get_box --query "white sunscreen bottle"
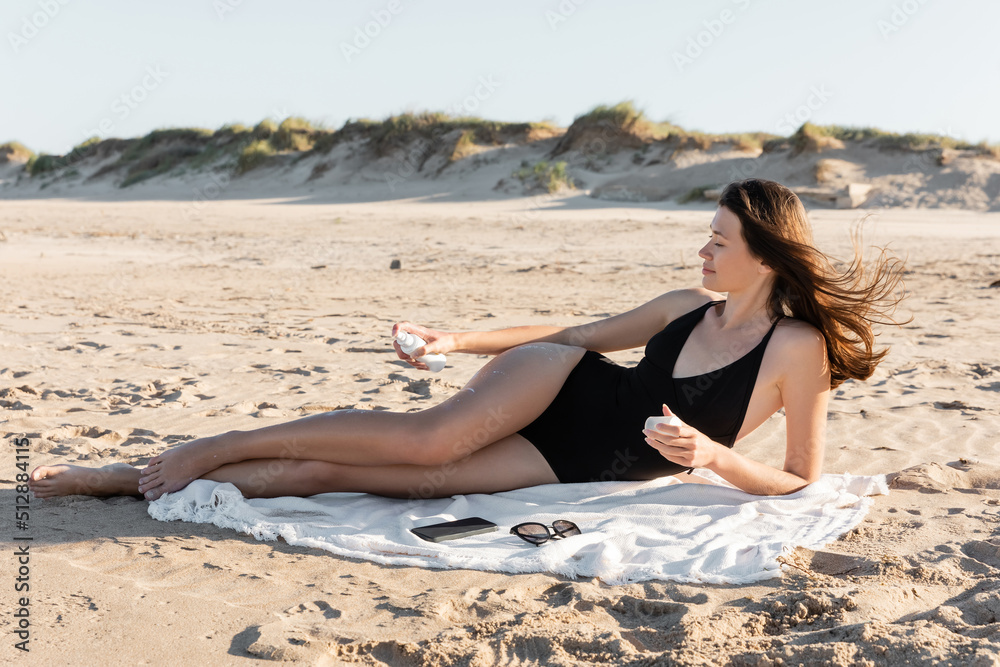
[644,415,682,431]
[644,414,693,474]
[395,332,447,372]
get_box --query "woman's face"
[697,206,769,292]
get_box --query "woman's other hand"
[641,404,723,470]
[391,321,455,370]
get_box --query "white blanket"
[148,471,887,585]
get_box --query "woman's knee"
[404,410,510,466]
[284,459,340,490]
[402,427,475,466]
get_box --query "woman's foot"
[138,434,228,501]
[29,462,143,498]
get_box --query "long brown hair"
[718,178,907,388]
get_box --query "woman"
[28,179,905,502]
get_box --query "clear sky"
[3,0,997,155]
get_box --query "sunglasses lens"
[552,520,581,537]
[514,523,549,542]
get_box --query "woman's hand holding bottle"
[391,321,455,371]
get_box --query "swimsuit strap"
[729,312,783,444]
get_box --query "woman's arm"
[390,321,570,368]
[450,325,570,356]
[407,287,719,358]
[644,327,830,496]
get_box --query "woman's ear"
[757,262,773,275]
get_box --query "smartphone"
[410,517,498,543]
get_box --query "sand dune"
[4,114,1000,212]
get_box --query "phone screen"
[410,517,498,543]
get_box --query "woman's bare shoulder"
[663,287,723,320]
[771,318,828,365]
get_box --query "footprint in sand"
[224,401,284,418]
[245,602,347,662]
[934,400,985,412]
[966,363,1000,378]
[41,425,125,445]
[121,427,160,447]
[961,540,1000,569]
[949,582,1000,625]
[296,403,355,414]
[56,341,110,352]
[0,386,38,410]
[275,367,312,376]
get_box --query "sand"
[2,191,999,666]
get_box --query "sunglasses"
[509,520,581,546]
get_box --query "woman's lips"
[702,267,715,274]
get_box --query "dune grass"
[513,160,575,193]
[28,154,67,176]
[348,112,555,157]
[778,122,1000,157]
[119,128,214,163]
[237,140,276,174]
[14,107,1000,189]
[252,119,278,140]
[575,102,662,133]
[678,184,719,204]
[1,141,36,163]
[121,145,202,187]
[564,101,780,154]
[449,130,478,161]
[271,117,317,152]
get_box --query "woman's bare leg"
[202,433,558,499]
[137,343,586,500]
[29,463,143,498]
[29,433,558,500]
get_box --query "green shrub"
[311,131,340,154]
[513,160,575,193]
[787,123,998,154]
[237,140,275,174]
[450,130,478,161]
[121,145,201,187]
[574,101,645,129]
[271,117,316,152]
[0,141,35,164]
[252,119,278,140]
[119,127,212,163]
[217,123,249,134]
[678,184,717,204]
[73,137,102,152]
[28,154,66,175]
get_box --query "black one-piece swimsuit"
[517,300,781,483]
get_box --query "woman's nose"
[698,243,712,260]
